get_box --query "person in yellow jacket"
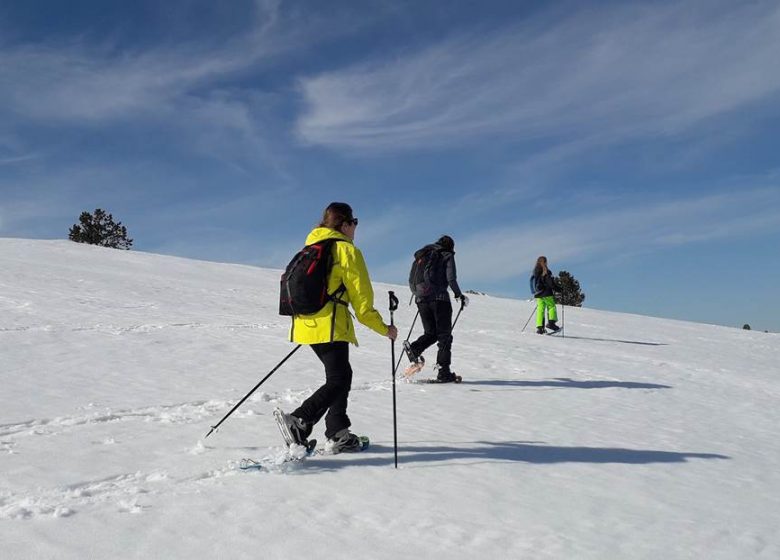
[281,202,397,453]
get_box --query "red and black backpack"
[279,239,345,316]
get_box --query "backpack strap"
[325,238,350,341]
[329,284,347,342]
[288,238,349,343]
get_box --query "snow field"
[1,239,779,559]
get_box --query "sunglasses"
[346,218,359,226]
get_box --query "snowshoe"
[239,438,317,471]
[402,341,425,377]
[403,361,425,377]
[423,373,462,384]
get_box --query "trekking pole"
[204,344,302,439]
[393,309,420,375]
[389,291,400,469]
[451,297,466,331]
[561,303,565,339]
[521,305,537,333]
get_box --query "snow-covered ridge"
[1,238,778,559]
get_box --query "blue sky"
[2,0,779,331]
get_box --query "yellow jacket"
[289,227,388,345]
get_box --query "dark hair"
[534,255,548,276]
[319,202,354,230]
[437,235,454,251]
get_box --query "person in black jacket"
[531,255,560,334]
[404,235,468,382]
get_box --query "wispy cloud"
[296,1,780,153]
[0,1,383,175]
[372,185,780,286]
[458,188,780,283]
[0,0,322,122]
[2,40,255,126]
[0,153,41,166]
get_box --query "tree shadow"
[302,440,728,471]
[560,335,666,346]
[462,378,672,390]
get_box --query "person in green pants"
[531,256,561,334]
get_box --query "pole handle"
[389,290,399,315]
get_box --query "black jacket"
[439,249,463,302]
[533,267,559,298]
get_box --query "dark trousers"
[292,341,353,439]
[409,299,453,374]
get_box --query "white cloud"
[371,186,780,286]
[454,188,780,284]
[0,2,390,178]
[0,20,281,124]
[0,153,40,166]
[296,1,780,152]
[0,1,388,128]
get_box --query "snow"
[1,238,779,559]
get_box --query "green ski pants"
[536,296,558,327]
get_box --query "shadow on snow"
[462,378,672,390]
[302,441,728,471]
[557,335,667,346]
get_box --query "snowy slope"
[1,238,778,560]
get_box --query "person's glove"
[458,295,469,308]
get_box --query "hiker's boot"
[284,413,312,446]
[326,428,364,454]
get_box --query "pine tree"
[743,324,751,330]
[555,270,585,307]
[68,209,133,250]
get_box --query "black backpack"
[279,239,344,316]
[408,245,446,298]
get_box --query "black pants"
[292,342,352,439]
[409,299,453,374]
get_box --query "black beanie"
[437,235,454,251]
